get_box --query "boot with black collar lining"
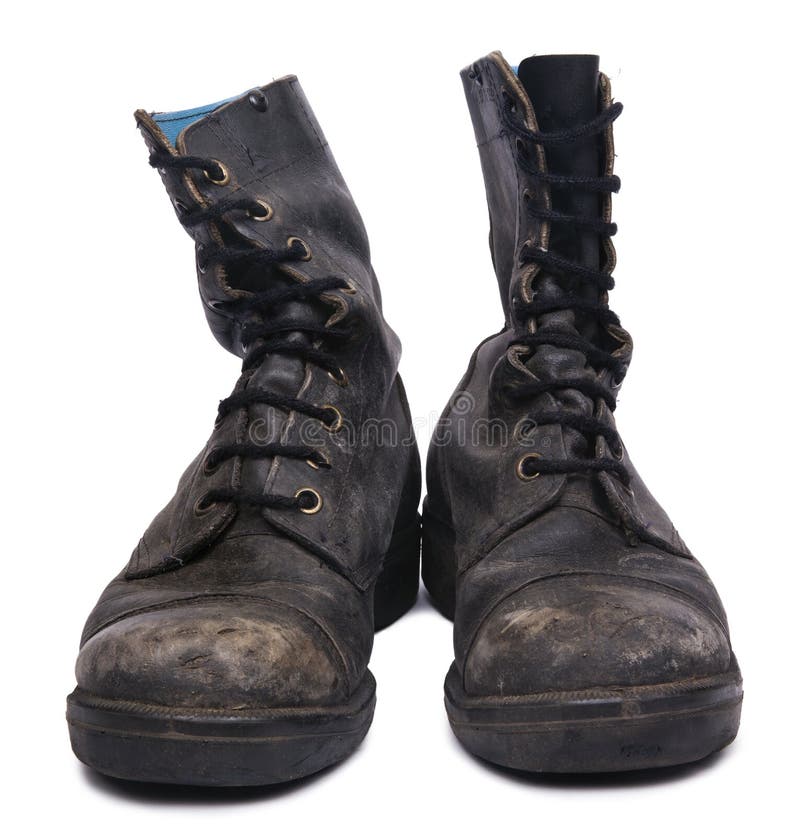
[422,52,742,773]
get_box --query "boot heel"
[374,513,421,631]
[421,505,457,620]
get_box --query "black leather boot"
[422,52,742,773]
[66,77,421,786]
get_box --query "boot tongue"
[516,54,602,270]
[517,54,600,130]
[147,90,332,451]
[514,56,606,459]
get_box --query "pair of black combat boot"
[67,52,742,785]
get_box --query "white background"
[2,0,797,833]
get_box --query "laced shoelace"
[498,94,631,486]
[150,151,353,512]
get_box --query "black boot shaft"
[461,53,617,334]
[136,77,386,359]
[126,79,418,585]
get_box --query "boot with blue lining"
[66,76,421,786]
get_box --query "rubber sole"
[67,513,421,786]
[67,673,376,786]
[423,505,743,773]
[445,663,743,773]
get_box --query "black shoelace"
[150,151,352,512]
[499,94,631,486]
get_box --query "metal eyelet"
[287,236,312,261]
[193,494,217,516]
[468,63,483,85]
[611,374,624,390]
[203,450,221,475]
[611,441,625,461]
[306,451,330,470]
[204,160,230,186]
[247,200,274,221]
[327,366,348,387]
[295,488,323,514]
[516,452,542,481]
[515,137,530,163]
[248,89,268,112]
[321,405,343,433]
[501,88,517,113]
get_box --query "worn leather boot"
[66,77,421,786]
[422,52,742,773]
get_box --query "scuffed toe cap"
[464,576,731,696]
[76,600,349,709]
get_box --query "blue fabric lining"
[152,97,236,146]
